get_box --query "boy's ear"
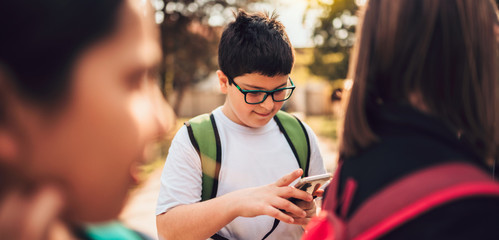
[217,70,229,94]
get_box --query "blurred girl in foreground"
[305,0,499,239]
[0,0,171,239]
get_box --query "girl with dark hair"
[304,0,499,239]
[0,0,171,239]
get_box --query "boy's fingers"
[303,205,317,218]
[274,169,303,187]
[264,206,294,224]
[277,187,312,202]
[292,217,311,226]
[314,189,325,198]
[294,199,315,210]
[271,198,306,219]
[286,201,316,218]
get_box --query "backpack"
[301,162,499,240]
[185,110,311,240]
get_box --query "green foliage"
[155,0,261,113]
[308,0,359,82]
[309,0,499,82]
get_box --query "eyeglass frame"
[227,76,296,105]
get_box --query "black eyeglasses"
[228,76,296,104]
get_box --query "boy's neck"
[221,104,247,127]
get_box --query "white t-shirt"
[156,107,326,240]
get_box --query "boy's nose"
[259,94,274,110]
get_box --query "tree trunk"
[173,83,186,116]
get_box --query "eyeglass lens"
[245,88,293,104]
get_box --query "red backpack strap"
[312,160,352,240]
[302,212,339,240]
[347,162,499,240]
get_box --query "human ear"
[217,70,229,94]
[0,71,20,164]
[0,127,19,164]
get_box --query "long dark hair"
[341,0,499,160]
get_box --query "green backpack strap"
[84,221,149,240]
[274,111,311,177]
[185,111,310,202]
[185,111,310,240]
[185,113,222,201]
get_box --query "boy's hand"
[286,198,317,226]
[286,188,324,226]
[229,169,313,224]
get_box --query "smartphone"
[294,173,333,195]
[289,173,332,204]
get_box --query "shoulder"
[185,113,213,133]
[338,136,480,212]
[299,120,317,137]
[384,197,499,240]
[171,125,191,145]
[166,125,199,165]
[183,112,217,144]
[274,111,316,135]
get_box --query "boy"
[156,10,326,240]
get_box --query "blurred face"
[9,0,169,222]
[219,71,288,128]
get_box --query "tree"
[308,0,499,83]
[307,0,359,83]
[154,0,261,114]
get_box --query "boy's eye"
[273,89,285,96]
[247,92,265,97]
[246,91,266,103]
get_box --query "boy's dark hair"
[218,9,294,83]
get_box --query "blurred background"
[155,0,363,118]
[146,0,369,167]
[121,0,499,238]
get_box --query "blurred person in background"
[304,0,499,239]
[0,0,170,239]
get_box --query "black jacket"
[330,105,499,240]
